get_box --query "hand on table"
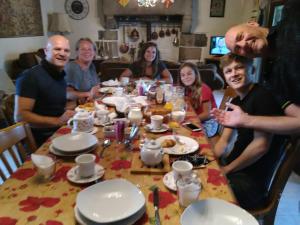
[58,110,75,125]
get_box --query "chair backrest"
[218,86,237,111]
[0,122,37,182]
[249,137,300,225]
[3,94,15,126]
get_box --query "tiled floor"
[275,172,300,225]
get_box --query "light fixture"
[138,0,158,7]
[48,13,72,35]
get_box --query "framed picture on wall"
[269,0,285,27]
[210,0,226,17]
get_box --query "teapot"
[140,139,164,166]
[68,110,94,132]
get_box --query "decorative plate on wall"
[65,0,89,20]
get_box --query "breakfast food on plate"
[78,102,95,112]
[161,139,176,148]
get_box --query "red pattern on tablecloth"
[0,217,17,225]
[27,215,37,222]
[46,220,63,225]
[52,166,71,182]
[19,196,60,212]
[148,191,176,209]
[11,168,35,180]
[111,160,131,170]
[55,127,71,135]
[207,168,227,186]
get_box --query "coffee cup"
[172,160,193,181]
[75,154,96,178]
[96,109,109,124]
[150,115,163,130]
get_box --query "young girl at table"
[179,62,218,137]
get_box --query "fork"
[172,130,184,145]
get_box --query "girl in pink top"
[179,62,218,137]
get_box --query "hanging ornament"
[118,0,130,7]
[161,0,174,9]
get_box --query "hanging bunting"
[161,0,174,9]
[117,0,130,7]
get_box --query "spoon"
[99,139,111,158]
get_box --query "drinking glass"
[114,120,125,143]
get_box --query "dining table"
[0,97,236,225]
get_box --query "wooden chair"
[0,122,37,182]
[249,137,300,225]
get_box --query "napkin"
[31,154,54,168]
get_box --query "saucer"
[145,124,169,133]
[67,164,105,184]
[163,171,177,191]
[71,127,98,135]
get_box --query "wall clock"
[65,0,89,20]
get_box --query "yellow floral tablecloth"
[0,102,236,225]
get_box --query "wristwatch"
[65,0,89,20]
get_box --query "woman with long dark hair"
[120,42,172,83]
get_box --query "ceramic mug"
[150,115,163,130]
[75,154,96,178]
[172,160,193,181]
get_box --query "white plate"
[77,179,145,223]
[102,96,128,106]
[74,204,146,225]
[52,133,98,153]
[163,171,177,191]
[49,144,96,157]
[71,127,98,135]
[156,135,199,155]
[99,87,116,94]
[102,80,120,87]
[145,124,169,133]
[181,198,259,225]
[67,164,104,184]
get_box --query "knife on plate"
[153,187,161,225]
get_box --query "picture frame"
[210,0,226,17]
[269,0,285,27]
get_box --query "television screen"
[209,36,230,56]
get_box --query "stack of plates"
[50,133,98,156]
[75,179,146,225]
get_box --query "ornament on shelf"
[162,0,174,8]
[117,0,130,7]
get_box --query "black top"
[16,60,67,117]
[261,0,300,108]
[128,60,167,80]
[226,84,286,189]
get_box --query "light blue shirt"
[65,61,100,92]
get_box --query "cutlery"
[153,187,161,225]
[99,139,111,158]
[124,125,139,149]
